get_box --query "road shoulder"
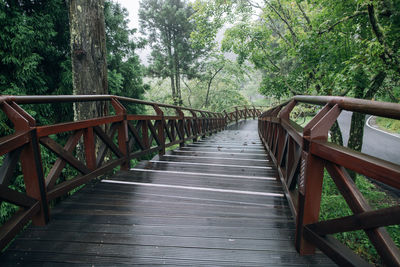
[366,116,400,139]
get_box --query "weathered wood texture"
[0,120,334,266]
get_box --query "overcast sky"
[116,0,140,30]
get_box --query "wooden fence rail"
[258,95,400,267]
[0,95,261,251]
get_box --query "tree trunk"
[69,0,108,121]
[348,112,366,152]
[347,112,366,181]
[173,43,182,106]
[175,67,182,105]
[170,75,176,105]
[330,120,343,146]
[346,67,367,181]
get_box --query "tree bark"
[330,121,343,146]
[173,34,182,106]
[367,4,400,76]
[347,70,386,181]
[69,0,108,121]
[170,74,176,104]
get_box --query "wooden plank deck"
[0,120,335,266]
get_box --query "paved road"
[337,111,400,165]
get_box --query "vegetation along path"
[0,120,334,266]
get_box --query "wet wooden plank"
[178,146,268,154]
[26,222,297,240]
[170,150,268,160]
[6,240,334,265]
[1,250,337,266]
[160,154,273,167]
[111,170,283,193]
[133,161,277,177]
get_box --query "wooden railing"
[258,95,400,266]
[0,95,261,250]
[224,106,260,124]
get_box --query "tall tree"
[104,1,148,114]
[192,0,400,179]
[139,0,206,105]
[68,0,108,120]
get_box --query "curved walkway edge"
[366,116,400,139]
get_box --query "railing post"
[235,107,238,124]
[152,104,165,156]
[244,106,247,121]
[189,110,198,142]
[142,119,149,149]
[218,113,223,131]
[175,108,185,147]
[253,106,256,119]
[211,113,216,133]
[295,103,341,255]
[2,101,49,225]
[223,110,228,127]
[200,111,206,138]
[83,127,96,170]
[111,98,130,170]
[209,112,214,135]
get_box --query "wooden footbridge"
[0,95,399,266]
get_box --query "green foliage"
[375,117,400,134]
[0,0,73,126]
[145,57,252,112]
[105,1,147,114]
[192,0,400,104]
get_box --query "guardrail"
[258,95,400,266]
[0,94,261,250]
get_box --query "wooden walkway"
[1,120,335,266]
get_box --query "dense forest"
[1,0,400,265]
[2,1,399,112]
[1,0,400,142]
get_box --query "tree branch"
[367,4,385,48]
[318,10,367,35]
[263,0,298,43]
[283,79,301,95]
[364,71,386,100]
[264,14,292,47]
[295,1,312,31]
[367,4,400,75]
[181,78,193,107]
[245,0,263,11]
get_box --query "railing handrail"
[2,94,270,117]
[0,94,262,251]
[258,95,400,266]
[1,94,220,115]
[261,95,400,119]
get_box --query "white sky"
[115,0,150,63]
[116,0,140,29]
